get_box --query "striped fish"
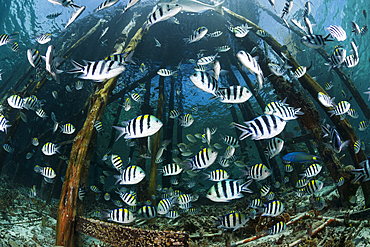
[67,59,125,82]
[317,92,335,108]
[269,221,287,235]
[46,12,62,19]
[138,205,157,219]
[281,0,293,18]
[351,21,361,36]
[105,51,135,65]
[223,146,235,159]
[47,0,80,9]
[265,137,284,159]
[262,200,285,217]
[159,163,183,176]
[185,148,218,170]
[0,114,10,133]
[301,163,322,178]
[94,0,119,12]
[296,178,309,188]
[272,106,304,121]
[359,121,370,131]
[115,191,137,206]
[325,81,334,90]
[328,101,350,117]
[114,165,145,185]
[44,45,63,83]
[206,179,253,202]
[215,212,249,231]
[260,184,270,197]
[351,156,370,183]
[61,123,75,134]
[157,69,177,77]
[7,95,25,109]
[189,71,219,95]
[361,25,368,36]
[144,4,182,30]
[214,86,252,104]
[35,166,56,178]
[293,66,307,79]
[184,26,208,44]
[264,98,288,114]
[304,179,324,194]
[10,42,19,52]
[336,177,345,187]
[203,169,229,181]
[3,144,14,153]
[267,191,275,201]
[284,176,289,183]
[284,164,293,172]
[344,55,359,68]
[116,0,140,22]
[0,34,13,46]
[36,109,48,120]
[326,25,346,41]
[113,115,163,141]
[27,49,43,71]
[111,154,123,171]
[206,31,222,38]
[102,208,135,223]
[169,109,180,119]
[179,114,194,127]
[94,121,104,132]
[215,45,231,53]
[157,197,176,215]
[197,53,218,66]
[325,47,346,71]
[241,163,271,181]
[300,34,333,49]
[268,63,286,77]
[165,210,179,219]
[233,114,286,140]
[354,140,362,154]
[228,23,251,38]
[236,50,263,75]
[219,135,239,147]
[194,64,207,72]
[249,198,263,208]
[35,33,52,44]
[42,142,60,155]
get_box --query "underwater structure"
[0,0,370,246]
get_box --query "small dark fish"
[363,9,367,19]
[47,12,62,19]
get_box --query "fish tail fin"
[213,1,224,15]
[324,33,334,41]
[351,169,364,183]
[233,123,252,140]
[240,179,253,193]
[4,124,11,134]
[67,60,84,74]
[112,126,127,141]
[124,51,136,64]
[340,140,350,152]
[113,175,122,185]
[202,172,210,180]
[327,110,335,117]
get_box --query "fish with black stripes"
[34,166,56,178]
[300,34,333,49]
[94,0,119,12]
[184,26,208,44]
[236,50,264,93]
[184,148,218,170]
[215,212,249,231]
[101,208,135,223]
[240,163,271,181]
[114,165,145,185]
[206,179,253,202]
[271,105,304,121]
[351,156,370,183]
[265,137,284,159]
[304,179,324,194]
[212,86,252,104]
[144,4,182,30]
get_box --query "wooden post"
[148,76,165,207]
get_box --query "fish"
[260,185,270,197]
[283,152,321,163]
[274,181,281,189]
[206,179,253,202]
[116,0,140,22]
[215,212,249,231]
[154,37,161,47]
[36,109,48,120]
[43,45,63,83]
[262,200,285,217]
[304,180,324,194]
[61,123,76,135]
[312,197,326,210]
[64,6,86,30]
[240,163,271,181]
[102,208,135,223]
[326,25,346,41]
[52,91,58,99]
[159,0,224,15]
[31,137,39,146]
[111,154,123,171]
[105,51,135,65]
[360,25,368,36]
[94,121,104,132]
[284,176,289,183]
[328,101,350,117]
[179,114,194,127]
[157,69,177,77]
[325,47,346,71]
[351,156,370,183]
[67,59,125,82]
[186,134,197,143]
[3,144,14,153]
[197,53,218,65]
[336,177,344,187]
[223,146,235,159]
[103,193,110,201]
[29,185,37,198]
[218,157,230,168]
[358,121,370,131]
[317,92,335,108]
[301,163,322,178]
[271,106,304,121]
[0,114,10,133]
[265,137,284,159]
[116,191,137,206]
[189,71,219,95]
[0,33,16,47]
[256,30,271,37]
[281,0,293,20]
[90,186,101,193]
[75,80,83,90]
[351,21,361,36]
[300,34,333,49]
[113,115,163,141]
[34,33,52,44]
[138,205,157,219]
[94,0,119,12]
[203,169,229,181]
[213,86,252,104]
[99,27,109,40]
[41,142,60,156]
[78,186,85,200]
[236,51,264,93]
[10,42,19,52]
[363,9,367,19]
[165,210,179,219]
[264,98,288,114]
[285,164,293,172]
[267,192,275,201]
[184,26,208,44]
[354,139,362,154]
[269,221,287,235]
[207,31,222,38]
[157,197,176,215]
[347,109,359,119]
[185,148,218,170]
[227,23,251,38]
[215,45,230,53]
[34,166,56,178]
[46,12,62,19]
[144,4,182,30]
[7,95,25,109]
[249,198,263,208]
[47,0,80,10]
[233,115,286,141]
[114,165,146,185]
[131,93,141,102]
